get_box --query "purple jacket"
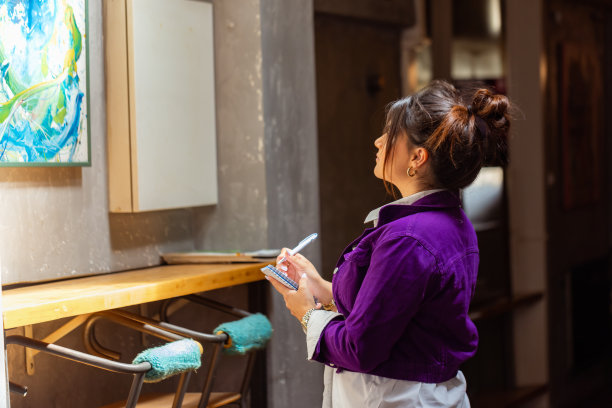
[311,190,479,383]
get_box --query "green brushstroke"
[65,6,81,72]
[53,89,66,124]
[0,68,69,129]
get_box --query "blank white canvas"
[131,0,218,211]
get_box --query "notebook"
[260,265,299,290]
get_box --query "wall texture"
[261,0,324,407]
[195,0,324,405]
[3,0,323,407]
[193,0,269,253]
[0,0,195,285]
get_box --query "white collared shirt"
[364,189,445,227]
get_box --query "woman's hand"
[276,249,333,305]
[267,273,318,321]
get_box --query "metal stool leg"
[125,371,147,408]
[172,371,192,408]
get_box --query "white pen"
[277,233,318,265]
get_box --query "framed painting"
[0,0,90,166]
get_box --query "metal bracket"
[155,298,189,321]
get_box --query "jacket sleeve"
[309,234,436,372]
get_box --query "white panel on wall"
[131,0,218,211]
[105,0,218,213]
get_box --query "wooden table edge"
[2,263,269,329]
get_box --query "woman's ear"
[410,147,429,169]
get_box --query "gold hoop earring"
[407,167,416,177]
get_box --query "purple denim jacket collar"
[376,189,462,228]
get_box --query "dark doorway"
[314,10,407,277]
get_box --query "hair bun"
[471,89,510,132]
[468,88,510,166]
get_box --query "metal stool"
[6,323,200,408]
[83,296,270,408]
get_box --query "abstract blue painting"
[0,0,89,166]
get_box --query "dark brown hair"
[383,80,510,191]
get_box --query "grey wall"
[4,2,201,402]
[0,0,195,285]
[3,0,323,406]
[260,0,324,407]
[193,0,269,252]
[195,0,324,406]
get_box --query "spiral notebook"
[260,265,299,290]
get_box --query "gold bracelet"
[301,307,318,332]
[322,298,335,311]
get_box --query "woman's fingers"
[298,274,309,290]
[297,274,315,300]
[267,272,318,321]
[286,253,309,269]
[266,275,292,296]
[276,248,293,273]
[276,247,292,264]
[286,254,318,281]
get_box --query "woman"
[267,80,511,407]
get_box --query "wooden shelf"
[471,384,548,407]
[469,291,544,322]
[2,263,267,329]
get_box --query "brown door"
[315,12,404,276]
[544,3,612,405]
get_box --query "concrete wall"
[193,0,269,253]
[260,1,324,407]
[192,0,324,405]
[196,0,324,405]
[0,0,195,286]
[3,0,322,406]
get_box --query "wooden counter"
[2,263,267,329]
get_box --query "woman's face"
[373,132,413,184]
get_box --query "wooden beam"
[104,0,133,212]
[314,0,416,26]
[431,0,453,80]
